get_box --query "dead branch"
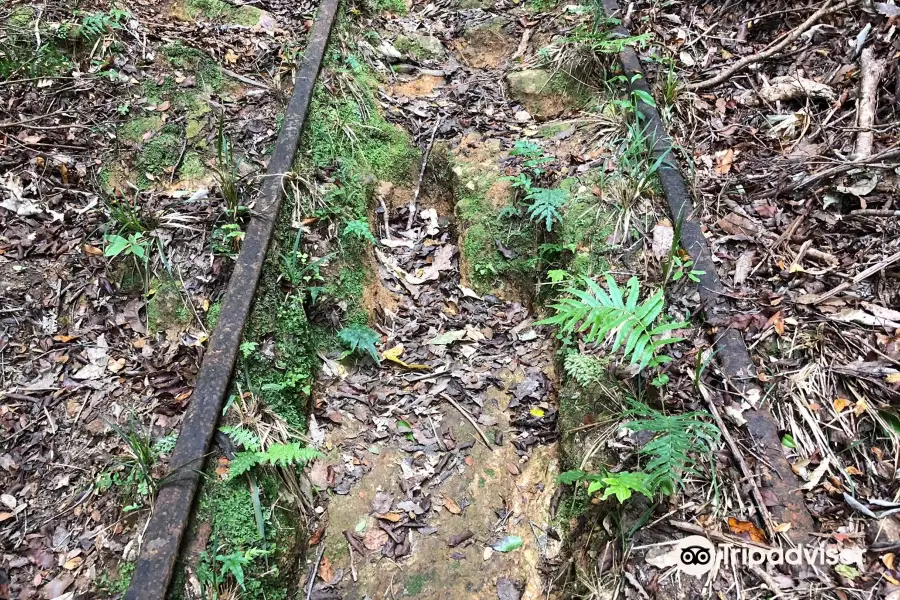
[763,145,900,197]
[406,117,443,231]
[810,249,900,304]
[440,392,493,451]
[854,46,886,159]
[688,0,854,91]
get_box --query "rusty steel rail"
[124,0,340,597]
[600,0,816,543]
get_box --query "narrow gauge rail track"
[124,0,340,597]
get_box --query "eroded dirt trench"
[306,5,575,599]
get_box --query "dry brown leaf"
[444,496,462,515]
[376,512,403,522]
[727,517,766,543]
[834,397,852,413]
[215,457,230,479]
[363,529,389,551]
[884,553,896,570]
[714,148,735,175]
[318,555,334,582]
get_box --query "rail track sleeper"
[124,1,341,597]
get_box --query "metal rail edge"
[124,0,341,596]
[600,0,817,543]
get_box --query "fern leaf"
[220,426,262,452]
[257,443,320,468]
[227,452,261,480]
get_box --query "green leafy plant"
[199,545,270,593]
[525,187,567,232]
[625,401,721,495]
[510,139,554,173]
[228,443,320,480]
[556,469,652,503]
[104,416,181,503]
[563,352,608,386]
[78,8,130,41]
[337,324,381,363]
[539,275,687,370]
[104,233,148,260]
[664,253,705,283]
[213,113,243,219]
[342,219,377,246]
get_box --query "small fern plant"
[563,352,609,387]
[220,426,320,481]
[557,402,720,501]
[539,275,687,370]
[342,219,377,246]
[337,324,381,363]
[526,187,567,232]
[625,401,721,495]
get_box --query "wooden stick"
[440,392,492,451]
[689,0,853,91]
[305,544,326,600]
[810,249,900,304]
[406,117,442,231]
[854,46,886,159]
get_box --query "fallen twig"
[406,116,442,231]
[854,46,886,159]
[809,249,900,304]
[222,68,270,90]
[762,145,900,197]
[850,209,900,217]
[440,392,492,451]
[305,543,326,600]
[688,0,853,91]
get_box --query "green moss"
[120,115,163,143]
[405,571,434,595]
[394,34,443,61]
[137,130,182,187]
[1,8,72,78]
[556,179,615,279]
[147,278,192,334]
[183,0,263,26]
[179,151,206,180]
[205,301,222,329]
[190,472,295,600]
[373,0,408,14]
[162,42,223,91]
[98,561,134,594]
[455,168,537,294]
[527,0,558,12]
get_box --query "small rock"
[514,110,531,122]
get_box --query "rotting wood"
[854,46,886,159]
[601,0,817,545]
[123,0,341,597]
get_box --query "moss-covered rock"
[506,69,583,119]
[394,33,445,61]
[147,278,192,335]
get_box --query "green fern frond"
[220,426,262,452]
[563,353,608,386]
[227,452,260,480]
[625,401,720,493]
[525,187,567,231]
[539,275,687,369]
[256,443,320,469]
[337,324,381,363]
